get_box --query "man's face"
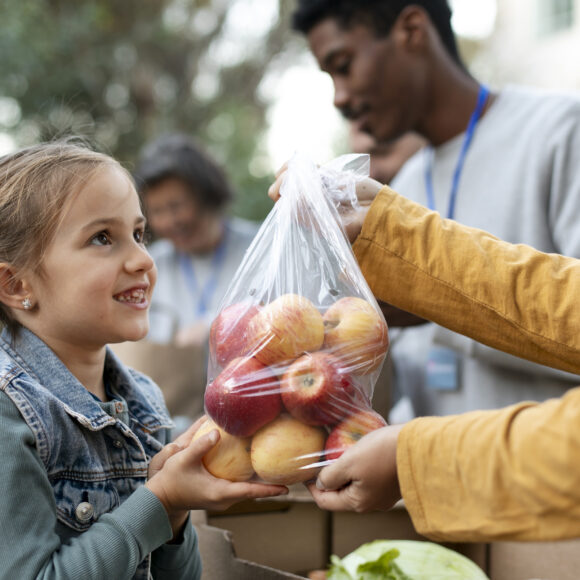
[308,18,424,143]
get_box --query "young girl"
[0,140,288,579]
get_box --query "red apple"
[281,352,356,426]
[204,356,282,437]
[324,408,387,461]
[323,296,389,375]
[192,416,254,482]
[251,414,327,485]
[209,302,260,367]
[247,293,324,366]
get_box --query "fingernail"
[316,479,325,490]
[208,430,218,444]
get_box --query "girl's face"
[24,165,157,353]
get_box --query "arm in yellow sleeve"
[353,186,580,375]
[352,187,580,541]
[398,388,580,541]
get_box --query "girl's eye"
[91,231,111,246]
[134,228,146,244]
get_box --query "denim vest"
[0,327,174,579]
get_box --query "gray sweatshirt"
[390,85,580,417]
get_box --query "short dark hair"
[292,0,461,65]
[133,133,233,210]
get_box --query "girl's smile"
[114,285,149,306]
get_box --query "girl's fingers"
[213,481,289,504]
[179,428,220,464]
[237,482,289,499]
[148,441,184,478]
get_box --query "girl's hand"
[267,163,383,243]
[147,416,206,480]
[146,421,288,538]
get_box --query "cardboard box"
[203,493,488,578]
[201,492,580,579]
[191,509,306,579]
[488,539,580,580]
[206,487,329,576]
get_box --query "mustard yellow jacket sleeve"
[353,186,580,542]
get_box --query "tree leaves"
[0,0,299,220]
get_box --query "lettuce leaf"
[328,555,354,580]
[357,550,413,580]
[328,547,410,580]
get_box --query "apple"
[280,352,356,426]
[251,414,326,485]
[323,296,389,375]
[209,302,260,367]
[192,416,254,482]
[324,408,387,461]
[204,356,282,437]
[247,293,324,366]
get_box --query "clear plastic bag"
[200,152,389,485]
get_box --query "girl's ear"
[0,263,33,311]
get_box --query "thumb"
[356,177,383,203]
[183,428,220,463]
[316,456,351,492]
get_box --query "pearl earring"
[22,297,32,310]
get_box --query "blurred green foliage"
[0,0,303,221]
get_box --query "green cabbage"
[328,539,489,580]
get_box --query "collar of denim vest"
[0,326,172,432]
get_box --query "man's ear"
[391,5,431,54]
[0,263,32,310]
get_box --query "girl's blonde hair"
[0,139,125,333]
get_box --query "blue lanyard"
[178,225,228,319]
[424,85,489,219]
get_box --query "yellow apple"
[247,293,324,366]
[250,414,326,485]
[192,416,254,482]
[323,296,389,375]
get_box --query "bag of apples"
[197,152,389,485]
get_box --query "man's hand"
[268,165,383,243]
[306,424,404,513]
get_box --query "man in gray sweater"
[292,0,580,417]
